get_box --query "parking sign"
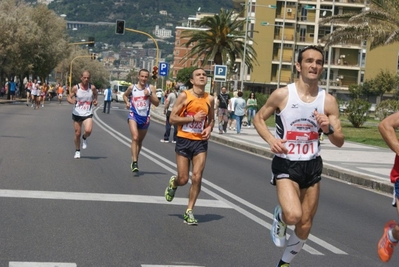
[214,65,227,81]
[159,62,169,77]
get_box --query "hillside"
[27,0,236,57]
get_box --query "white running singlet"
[72,84,94,117]
[275,83,325,161]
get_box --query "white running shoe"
[271,205,287,247]
[74,151,81,159]
[82,139,87,149]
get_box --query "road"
[0,100,397,267]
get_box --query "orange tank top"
[177,90,210,140]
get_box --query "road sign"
[214,65,227,81]
[159,62,169,77]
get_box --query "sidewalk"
[151,104,394,195]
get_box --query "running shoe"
[172,140,176,144]
[82,139,87,149]
[184,210,198,225]
[378,220,398,262]
[165,176,177,202]
[74,151,80,159]
[131,162,139,172]
[160,139,169,143]
[276,263,290,267]
[271,205,287,247]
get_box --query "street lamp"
[304,0,336,94]
[240,0,252,90]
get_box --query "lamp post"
[304,0,335,94]
[277,0,287,90]
[240,0,252,90]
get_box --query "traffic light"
[91,53,97,60]
[116,20,125,35]
[152,66,158,80]
[88,36,95,47]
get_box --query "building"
[233,0,399,101]
[154,25,173,39]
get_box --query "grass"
[265,116,397,149]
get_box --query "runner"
[123,69,159,172]
[67,71,98,159]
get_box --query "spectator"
[246,92,258,128]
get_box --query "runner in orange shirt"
[57,84,64,104]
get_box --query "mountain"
[29,0,236,58]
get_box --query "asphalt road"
[0,99,397,267]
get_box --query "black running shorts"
[271,156,322,189]
[72,114,93,123]
[175,136,208,160]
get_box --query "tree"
[176,66,198,88]
[320,1,399,50]
[180,8,258,71]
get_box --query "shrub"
[375,99,399,120]
[345,99,371,128]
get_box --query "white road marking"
[93,109,348,255]
[0,189,231,209]
[9,262,76,267]
[142,265,204,267]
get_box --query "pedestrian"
[216,86,230,134]
[8,78,16,101]
[246,92,257,128]
[234,91,246,134]
[161,84,179,143]
[377,111,399,262]
[67,70,98,159]
[228,91,238,131]
[164,68,215,225]
[103,85,112,114]
[123,69,159,172]
[0,86,4,98]
[253,45,344,267]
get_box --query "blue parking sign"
[214,65,227,81]
[159,62,169,77]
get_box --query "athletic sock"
[82,135,86,140]
[281,232,306,263]
[388,228,399,243]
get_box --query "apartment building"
[234,0,399,101]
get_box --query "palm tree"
[320,0,399,50]
[180,8,258,74]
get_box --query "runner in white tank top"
[253,46,344,267]
[274,83,325,161]
[67,70,98,159]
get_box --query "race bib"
[182,112,205,134]
[285,131,319,157]
[133,96,149,116]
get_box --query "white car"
[156,89,163,99]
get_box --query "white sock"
[388,229,399,243]
[281,232,306,263]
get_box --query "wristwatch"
[323,124,334,135]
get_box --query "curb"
[151,111,393,195]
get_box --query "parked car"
[156,89,163,100]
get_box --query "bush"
[345,99,371,128]
[375,99,399,120]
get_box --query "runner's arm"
[67,86,77,104]
[379,112,399,155]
